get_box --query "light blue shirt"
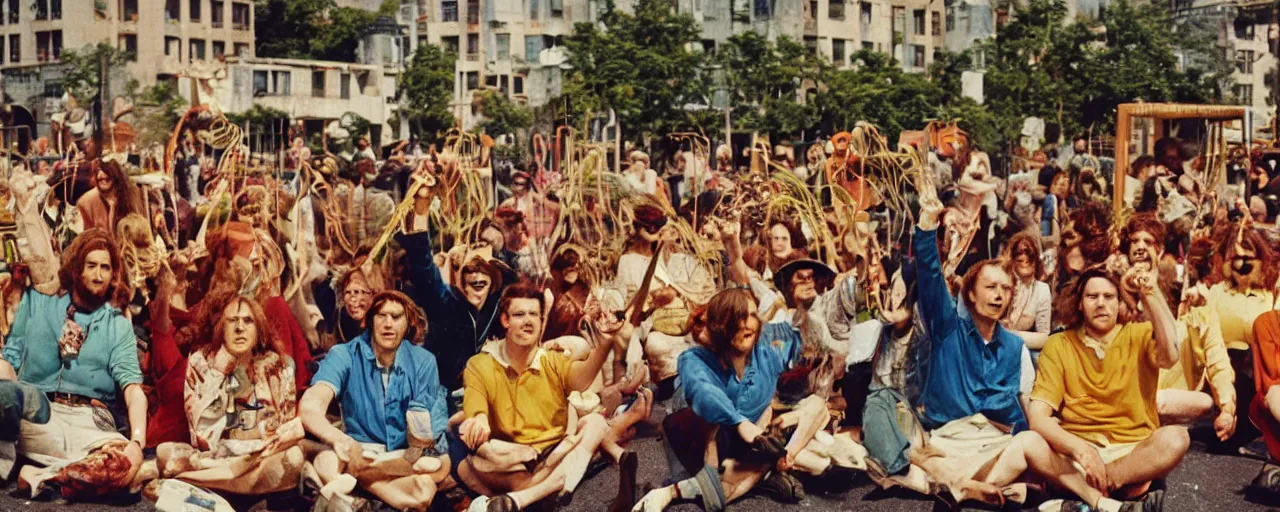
[3,290,141,401]
[312,332,450,452]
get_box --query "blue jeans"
[0,380,50,441]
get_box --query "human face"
[1014,252,1036,281]
[1230,243,1262,288]
[1080,277,1120,336]
[1073,139,1087,153]
[221,300,258,359]
[562,263,579,285]
[95,169,113,193]
[371,300,408,352]
[790,268,819,305]
[343,273,373,321]
[462,270,492,309]
[966,264,1013,322]
[729,304,761,357]
[1051,174,1070,197]
[511,177,529,196]
[502,298,543,348]
[1127,230,1161,268]
[1066,246,1085,273]
[769,224,792,258]
[80,249,113,299]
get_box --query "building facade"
[1174,0,1275,133]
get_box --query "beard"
[72,279,110,311]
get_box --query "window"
[529,0,538,19]
[892,6,904,33]
[165,36,181,60]
[701,39,715,55]
[212,40,225,58]
[485,75,498,88]
[524,35,542,62]
[832,38,845,63]
[912,44,925,68]
[755,0,769,18]
[1235,20,1255,40]
[860,2,871,25]
[0,38,4,64]
[312,70,325,97]
[7,0,17,23]
[1238,50,1255,74]
[232,2,249,30]
[932,11,941,36]
[340,72,351,99]
[513,75,524,94]
[0,1,5,26]
[946,7,954,31]
[807,0,817,21]
[190,38,206,60]
[804,36,818,56]
[495,33,509,60]
[35,0,47,20]
[36,32,50,62]
[234,42,249,57]
[254,70,268,94]
[190,0,201,21]
[467,33,479,58]
[466,71,478,90]
[549,0,562,17]
[166,0,180,21]
[466,0,478,23]
[862,41,874,52]
[441,0,457,22]
[274,70,292,95]
[443,35,459,54]
[1235,83,1254,105]
[120,34,138,60]
[211,0,223,27]
[829,0,843,20]
[51,0,62,19]
[913,9,925,35]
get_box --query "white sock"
[1095,497,1124,512]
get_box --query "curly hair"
[1118,213,1166,259]
[1003,232,1044,281]
[59,229,130,308]
[1055,265,1122,330]
[1204,222,1280,289]
[187,291,288,379]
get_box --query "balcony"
[466,52,479,61]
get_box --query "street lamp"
[709,64,731,167]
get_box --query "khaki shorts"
[927,413,1015,483]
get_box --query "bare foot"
[611,388,654,432]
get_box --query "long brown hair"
[188,291,287,377]
[1003,232,1044,281]
[95,160,146,221]
[364,290,429,345]
[705,288,758,358]
[59,228,129,308]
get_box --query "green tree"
[717,33,823,137]
[815,50,948,144]
[58,43,131,103]
[133,82,188,148]
[254,0,398,61]
[399,44,457,142]
[563,0,708,141]
[476,91,534,139]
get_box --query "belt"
[46,392,104,408]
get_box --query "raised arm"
[396,230,452,309]
[913,170,959,340]
[1134,269,1179,369]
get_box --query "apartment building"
[408,0,946,128]
[1173,0,1275,132]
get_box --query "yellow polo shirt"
[1031,323,1160,445]
[463,340,573,451]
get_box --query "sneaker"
[1251,463,1280,494]
[754,471,805,504]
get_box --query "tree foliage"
[133,82,189,148]
[477,91,534,139]
[254,0,398,61]
[717,33,823,137]
[563,0,708,140]
[399,44,457,142]
[59,43,132,103]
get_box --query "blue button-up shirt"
[678,333,791,427]
[914,227,1028,432]
[312,332,450,452]
[3,290,141,401]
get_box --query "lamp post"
[710,64,731,167]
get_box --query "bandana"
[58,305,86,360]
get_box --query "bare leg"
[1266,385,1280,421]
[1156,389,1214,425]
[1106,426,1190,498]
[365,474,438,511]
[1011,431,1106,507]
[0,359,15,380]
[782,396,830,463]
[558,413,613,493]
[313,450,344,485]
[720,459,770,502]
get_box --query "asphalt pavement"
[0,419,1276,511]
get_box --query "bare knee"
[1266,385,1280,417]
[1013,430,1049,455]
[1154,427,1190,459]
[580,412,609,432]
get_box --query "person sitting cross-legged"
[458,283,635,512]
[299,291,452,511]
[1030,265,1188,511]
